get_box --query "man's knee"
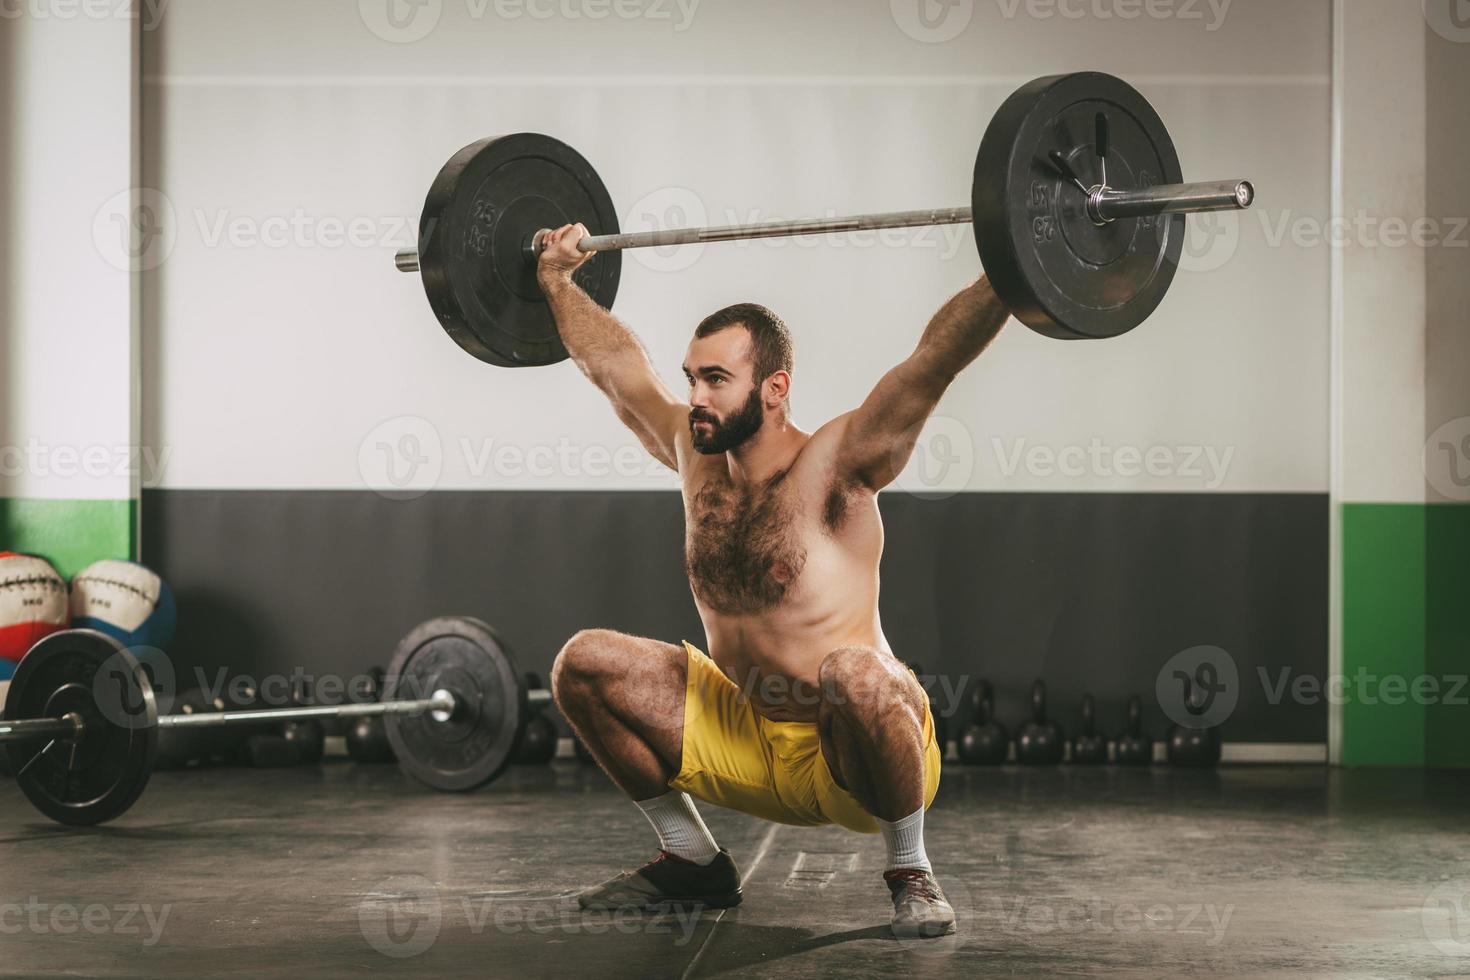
[551,629,627,708]
[818,647,923,720]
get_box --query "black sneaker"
[884,868,957,938]
[577,849,743,912]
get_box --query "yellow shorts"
[667,641,942,834]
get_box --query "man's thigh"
[668,643,828,827]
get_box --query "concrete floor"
[1,761,1467,978]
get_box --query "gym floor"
[2,760,1465,978]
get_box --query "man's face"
[683,327,768,456]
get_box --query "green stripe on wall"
[1342,503,1470,768]
[1426,504,1470,768]
[0,498,135,579]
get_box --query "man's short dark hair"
[695,303,794,383]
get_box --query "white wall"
[140,0,1331,494]
[1,9,137,501]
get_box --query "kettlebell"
[1167,677,1223,767]
[1016,679,1064,764]
[1070,694,1107,765]
[516,714,559,765]
[958,680,1009,765]
[282,719,325,765]
[346,715,396,764]
[1115,695,1155,766]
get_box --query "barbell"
[392,71,1256,364]
[0,617,551,826]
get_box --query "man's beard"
[690,386,766,455]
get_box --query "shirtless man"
[540,223,1007,938]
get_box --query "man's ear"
[763,371,792,408]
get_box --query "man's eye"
[710,377,724,385]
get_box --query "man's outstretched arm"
[835,277,1009,490]
[538,224,687,471]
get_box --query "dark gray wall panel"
[141,490,1327,743]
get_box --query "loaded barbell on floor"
[392,71,1256,364]
[0,617,551,826]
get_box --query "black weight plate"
[418,133,622,367]
[974,72,1184,340]
[383,616,524,791]
[3,630,157,826]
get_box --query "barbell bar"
[1,619,552,826]
[0,676,548,743]
[393,71,1258,365]
[390,176,1253,276]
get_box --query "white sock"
[876,806,932,873]
[635,791,721,866]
